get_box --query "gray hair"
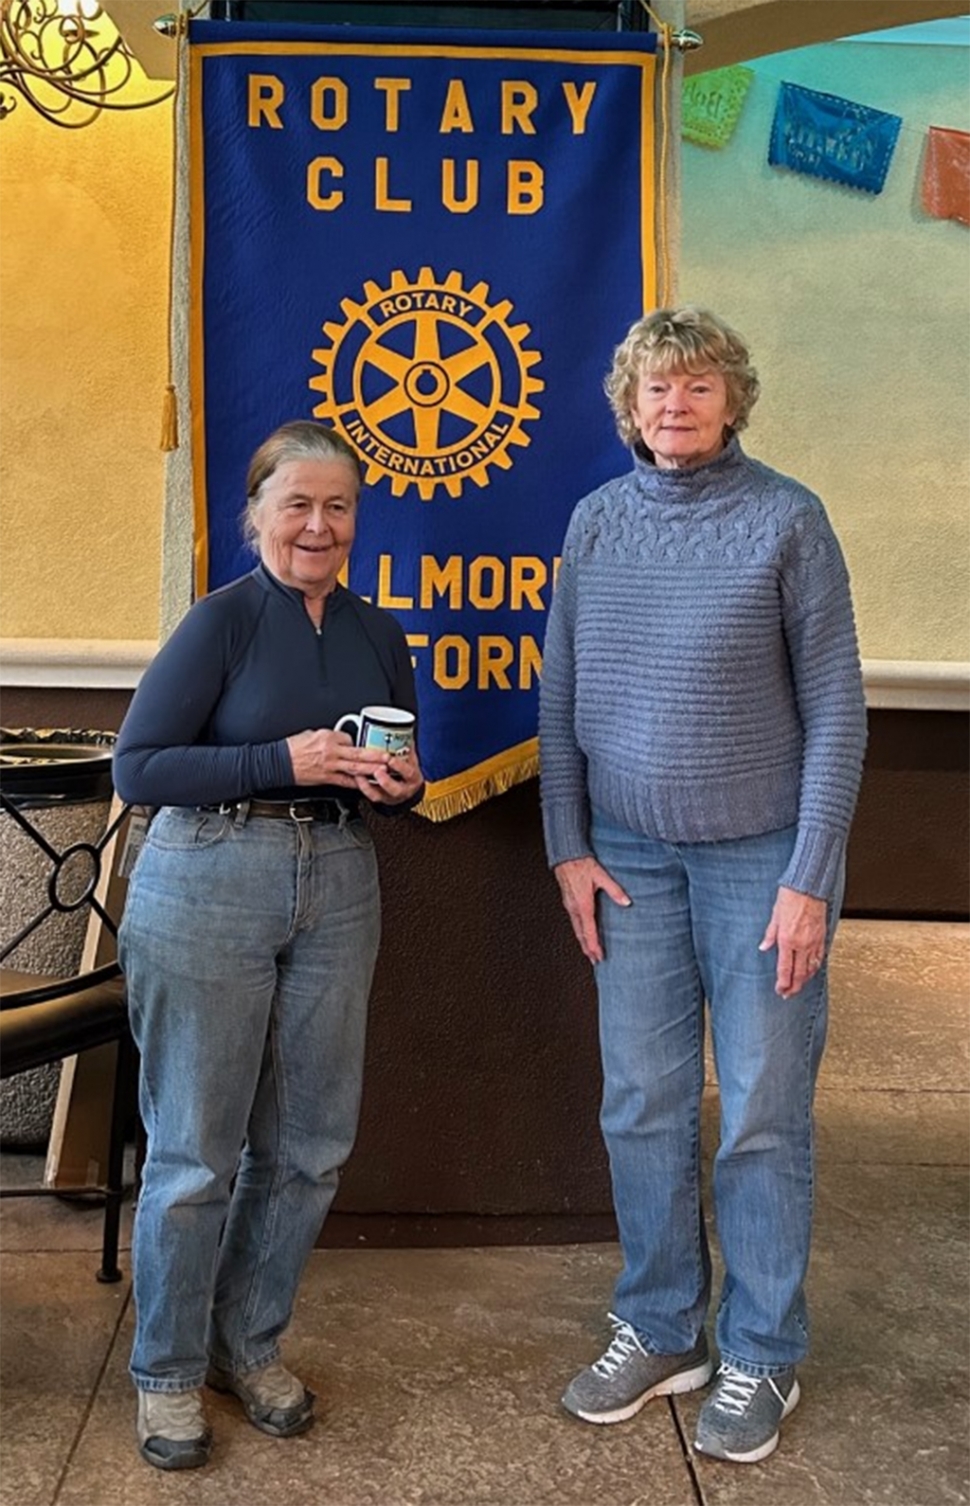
[241,421,363,548]
[605,307,760,446]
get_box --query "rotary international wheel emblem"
[309,268,544,501]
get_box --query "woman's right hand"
[286,728,390,788]
[554,856,631,964]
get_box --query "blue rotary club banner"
[189,21,658,818]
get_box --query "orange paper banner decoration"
[921,126,970,227]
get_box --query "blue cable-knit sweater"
[538,435,867,900]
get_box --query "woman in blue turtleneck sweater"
[540,308,866,1466]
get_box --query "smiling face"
[629,366,736,470]
[253,458,359,598]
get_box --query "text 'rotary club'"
[246,74,600,214]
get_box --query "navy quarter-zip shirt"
[113,564,419,808]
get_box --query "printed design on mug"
[363,726,411,754]
[309,267,544,502]
[336,707,415,759]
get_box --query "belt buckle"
[288,802,315,823]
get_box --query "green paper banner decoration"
[682,65,754,149]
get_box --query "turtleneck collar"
[631,431,747,497]
[255,560,346,614]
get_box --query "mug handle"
[335,713,361,740]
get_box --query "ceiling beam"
[683,0,970,74]
[108,0,970,80]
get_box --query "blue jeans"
[119,804,381,1394]
[592,812,842,1378]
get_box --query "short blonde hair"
[605,307,760,446]
[242,421,363,548]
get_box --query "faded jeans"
[119,804,380,1393]
[592,811,842,1377]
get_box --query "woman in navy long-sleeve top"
[115,421,423,1472]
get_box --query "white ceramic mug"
[335,705,415,757]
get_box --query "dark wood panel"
[3,687,965,1229]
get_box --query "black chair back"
[0,733,135,1283]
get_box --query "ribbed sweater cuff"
[542,803,593,869]
[779,824,846,901]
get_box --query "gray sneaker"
[137,1388,212,1471]
[694,1363,800,1463]
[562,1314,713,1424]
[207,1359,315,1437]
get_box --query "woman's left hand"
[759,884,828,999]
[355,747,424,806]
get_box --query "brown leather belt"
[203,799,353,825]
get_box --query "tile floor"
[1,920,967,1506]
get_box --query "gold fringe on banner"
[418,740,540,822]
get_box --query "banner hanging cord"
[160,5,189,451]
[640,0,674,307]
[161,2,208,451]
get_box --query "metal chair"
[0,737,134,1283]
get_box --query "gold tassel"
[161,382,179,452]
[417,754,540,822]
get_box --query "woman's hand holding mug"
[286,727,388,788]
[334,705,422,805]
[355,745,424,804]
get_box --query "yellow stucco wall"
[0,63,171,640]
[0,22,967,662]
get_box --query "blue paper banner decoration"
[189,21,658,819]
[768,80,901,195]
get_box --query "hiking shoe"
[207,1359,315,1437]
[137,1388,212,1471]
[694,1363,800,1463]
[562,1314,712,1424]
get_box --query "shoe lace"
[145,1389,205,1439]
[711,1364,761,1417]
[168,1391,204,1425]
[592,1314,647,1378]
[247,1361,306,1409]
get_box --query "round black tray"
[0,728,116,804]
